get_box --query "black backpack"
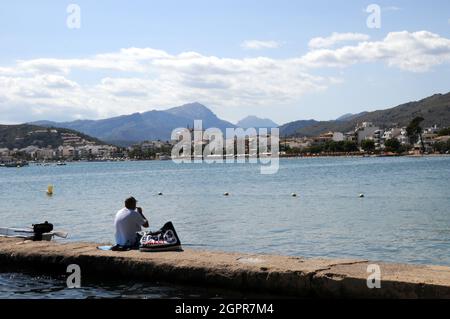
[32,221,54,241]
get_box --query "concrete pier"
[1,238,450,298]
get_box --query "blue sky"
[1,0,450,124]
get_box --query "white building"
[58,146,75,157]
[332,132,345,142]
[423,125,439,134]
[382,128,402,141]
[141,141,169,150]
[397,128,409,145]
[372,129,384,149]
[36,148,56,160]
[355,122,380,144]
[317,132,345,142]
[344,132,356,142]
[285,138,311,149]
[61,133,83,145]
[76,145,117,158]
[19,145,40,156]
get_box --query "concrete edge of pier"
[1,238,450,298]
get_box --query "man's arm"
[137,207,149,228]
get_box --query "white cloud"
[241,40,281,50]
[1,30,450,123]
[0,48,335,122]
[301,31,450,72]
[308,32,370,49]
[0,74,79,100]
[97,78,152,97]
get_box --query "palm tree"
[406,117,425,152]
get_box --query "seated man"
[114,196,149,249]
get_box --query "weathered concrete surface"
[1,238,450,298]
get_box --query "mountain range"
[33,103,236,146]
[28,92,450,144]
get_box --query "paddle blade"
[53,231,68,238]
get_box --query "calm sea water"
[0,272,256,299]
[1,156,449,298]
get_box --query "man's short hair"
[125,196,137,208]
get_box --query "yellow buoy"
[47,185,54,196]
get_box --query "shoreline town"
[1,121,450,167]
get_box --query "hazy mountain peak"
[166,102,235,130]
[335,112,368,122]
[236,116,279,128]
[335,113,354,121]
[167,102,214,118]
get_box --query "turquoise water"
[1,156,450,266]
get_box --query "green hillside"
[280,92,450,137]
[0,124,106,149]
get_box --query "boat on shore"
[158,155,171,161]
[0,161,29,168]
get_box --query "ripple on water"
[0,157,449,266]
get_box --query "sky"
[1,0,450,125]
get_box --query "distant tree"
[280,143,291,153]
[307,144,324,154]
[342,141,358,152]
[301,140,358,154]
[437,127,450,136]
[384,138,401,153]
[324,141,340,152]
[433,140,450,153]
[128,147,144,159]
[406,117,425,152]
[361,139,375,152]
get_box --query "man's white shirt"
[114,208,146,246]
